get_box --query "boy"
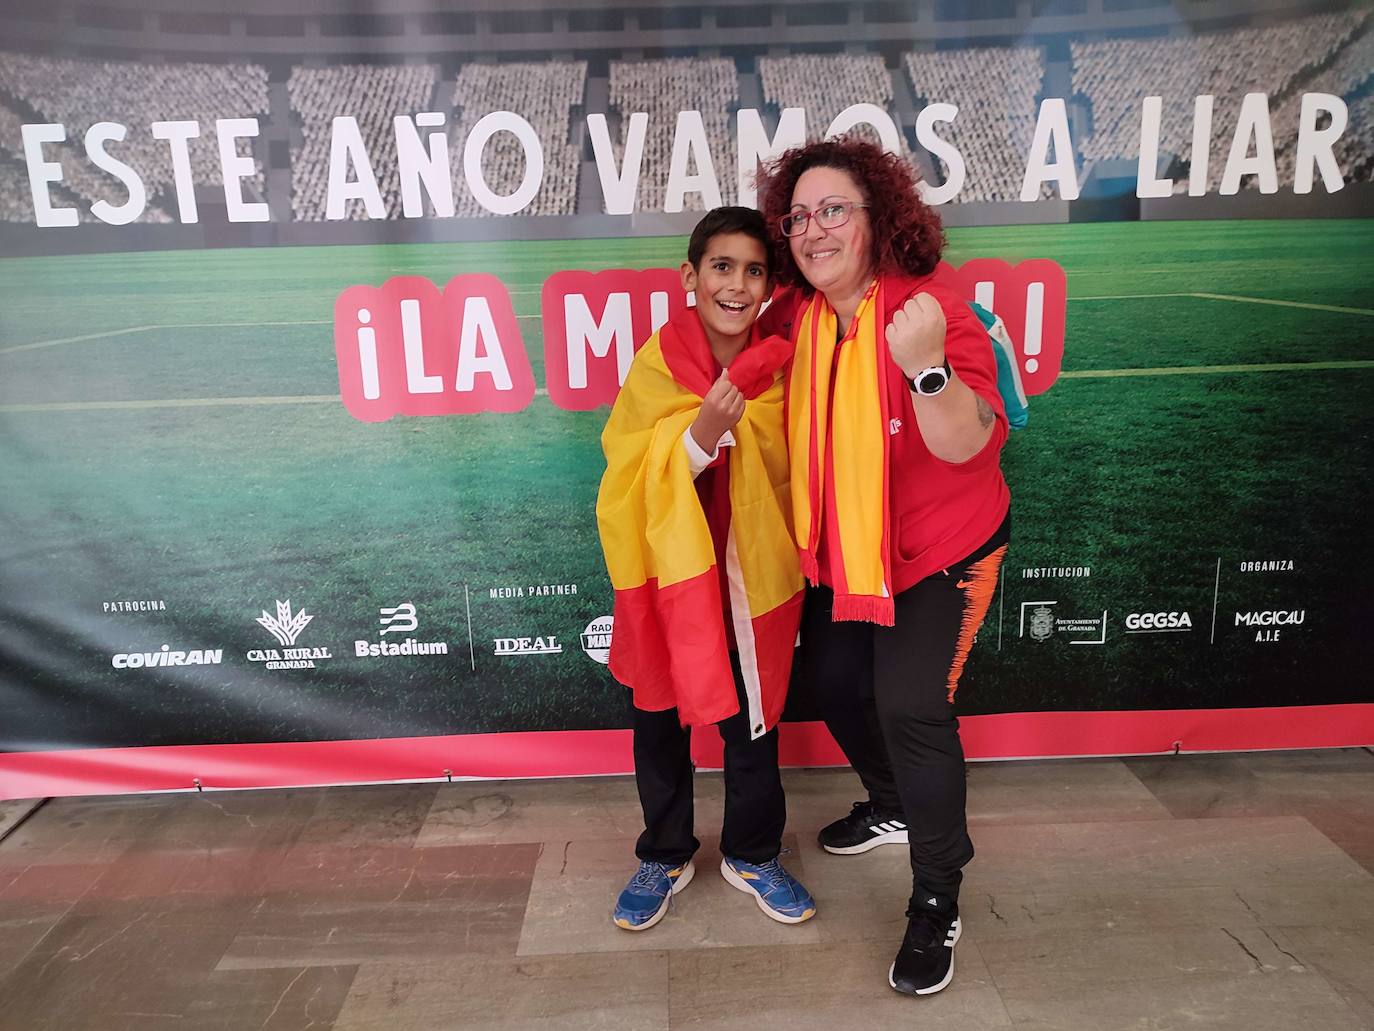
[596,207,813,931]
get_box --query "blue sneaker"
[612,859,695,931]
[720,855,817,924]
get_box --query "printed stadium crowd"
[0,9,1371,223]
[451,61,585,217]
[905,45,1047,202]
[288,63,438,221]
[0,51,267,222]
[606,57,739,211]
[1071,11,1369,193]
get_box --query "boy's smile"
[681,231,771,362]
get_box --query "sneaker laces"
[628,861,673,893]
[900,910,945,951]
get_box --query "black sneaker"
[888,907,962,996]
[817,800,908,855]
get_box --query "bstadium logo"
[1019,601,1107,645]
[1124,611,1193,634]
[494,635,563,656]
[248,600,332,669]
[112,645,222,669]
[357,602,449,658]
[581,615,613,664]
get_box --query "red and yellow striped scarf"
[787,280,896,625]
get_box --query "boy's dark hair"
[686,206,771,271]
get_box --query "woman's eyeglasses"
[778,201,868,238]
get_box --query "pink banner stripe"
[3,704,1371,801]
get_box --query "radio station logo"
[494,634,563,656]
[1234,608,1305,643]
[357,602,449,657]
[581,615,613,664]
[1019,601,1107,645]
[248,600,332,669]
[1123,611,1193,634]
[487,583,580,600]
[112,645,222,669]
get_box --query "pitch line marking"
[1059,359,1374,379]
[1,388,553,413]
[1069,292,1373,315]
[0,320,332,356]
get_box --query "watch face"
[917,368,948,394]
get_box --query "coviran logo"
[494,635,563,656]
[356,602,449,658]
[112,645,223,669]
[1124,611,1193,633]
[581,615,613,664]
[248,600,332,669]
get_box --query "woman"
[756,137,1011,997]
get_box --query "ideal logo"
[356,602,449,658]
[581,615,614,664]
[541,268,688,411]
[1124,611,1193,633]
[249,600,332,668]
[494,636,563,656]
[334,274,535,422]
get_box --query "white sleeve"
[682,428,736,479]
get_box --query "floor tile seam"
[1239,928,1374,1031]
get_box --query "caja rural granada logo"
[333,260,1065,421]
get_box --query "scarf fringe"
[799,549,820,586]
[831,593,895,627]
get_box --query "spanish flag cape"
[596,308,802,738]
[786,278,899,626]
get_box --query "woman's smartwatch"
[906,359,952,397]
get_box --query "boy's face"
[681,232,771,345]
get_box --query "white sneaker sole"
[719,859,816,924]
[612,860,695,932]
[888,917,962,996]
[822,828,909,855]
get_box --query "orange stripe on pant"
[944,545,1007,701]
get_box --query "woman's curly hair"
[755,136,945,289]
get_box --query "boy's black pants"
[631,656,786,865]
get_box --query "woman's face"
[787,165,874,302]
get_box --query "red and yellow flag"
[596,309,802,736]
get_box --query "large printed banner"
[1,0,1372,799]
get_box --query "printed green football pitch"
[0,219,1370,748]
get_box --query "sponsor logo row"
[110,599,616,671]
[1020,603,1307,645]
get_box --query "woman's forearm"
[908,375,995,464]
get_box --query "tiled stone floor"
[1,748,1371,1029]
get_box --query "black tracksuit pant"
[796,516,1009,910]
[631,656,786,866]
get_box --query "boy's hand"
[690,371,745,454]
